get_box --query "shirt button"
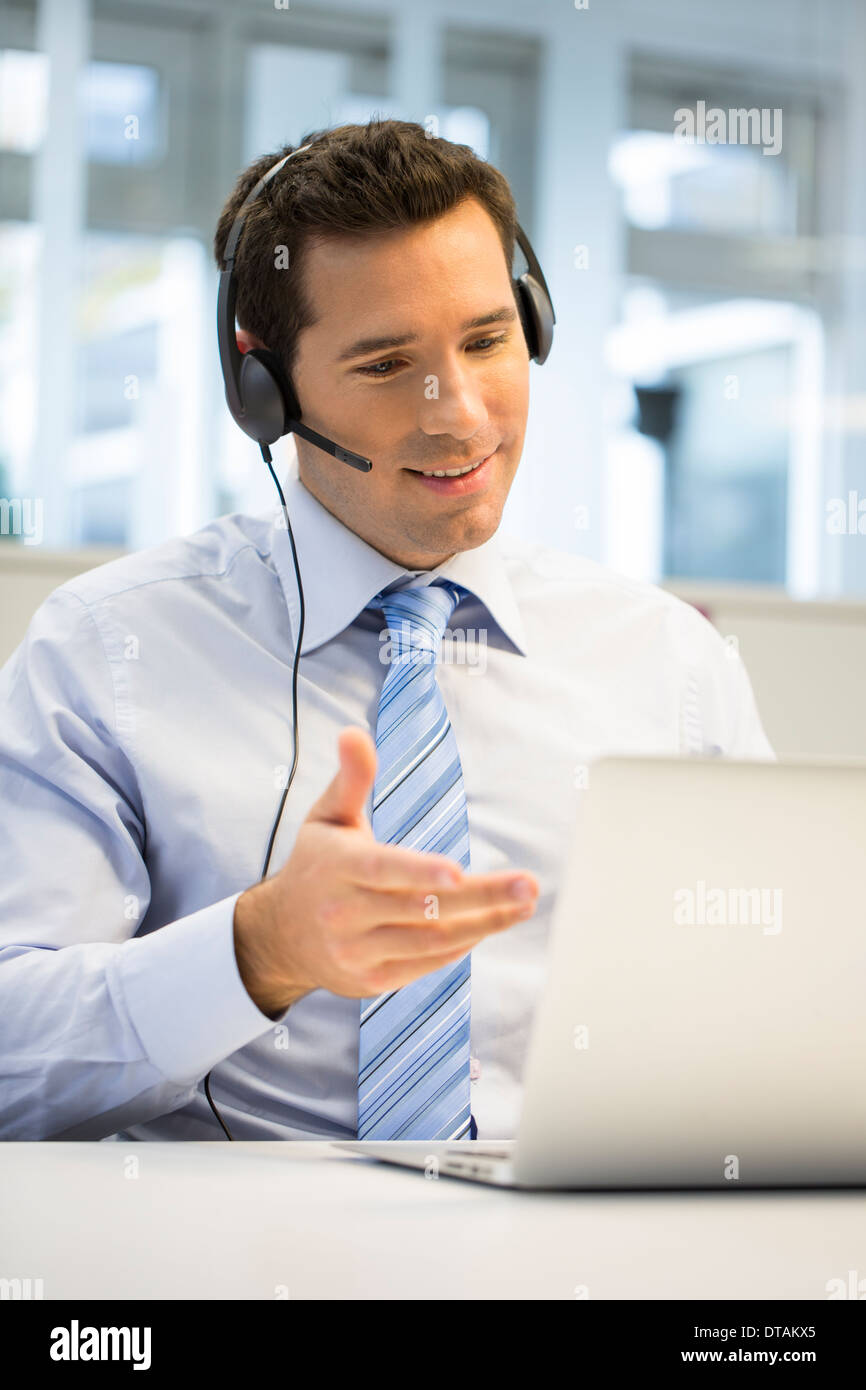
[470,1056,481,1081]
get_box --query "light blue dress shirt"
[0,457,775,1141]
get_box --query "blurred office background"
[1,0,865,757]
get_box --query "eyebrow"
[334,304,519,363]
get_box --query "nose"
[417,355,490,441]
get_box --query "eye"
[355,332,511,378]
[356,358,400,377]
[470,335,507,352]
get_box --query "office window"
[609,129,795,238]
[604,55,829,593]
[0,49,163,165]
[1,3,539,547]
[664,344,792,584]
[84,61,163,166]
[0,47,47,153]
[0,221,38,517]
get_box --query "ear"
[236,328,268,355]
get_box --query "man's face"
[261,197,530,569]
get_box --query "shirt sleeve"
[0,586,284,1141]
[721,643,777,761]
[673,599,777,762]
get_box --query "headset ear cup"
[236,348,289,444]
[254,347,302,424]
[515,273,554,366]
[514,279,538,360]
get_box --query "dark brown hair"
[213,118,518,393]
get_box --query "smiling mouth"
[406,450,497,478]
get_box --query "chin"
[451,498,506,548]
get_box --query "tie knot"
[369,579,465,662]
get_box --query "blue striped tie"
[358,579,473,1141]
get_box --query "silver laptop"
[334,755,866,1188]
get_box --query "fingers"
[348,842,538,908]
[346,841,464,891]
[348,897,538,965]
[309,726,378,828]
[352,870,539,922]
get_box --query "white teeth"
[420,456,486,478]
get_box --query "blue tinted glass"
[83,61,161,165]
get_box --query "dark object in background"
[634,383,681,444]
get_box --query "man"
[0,119,774,1142]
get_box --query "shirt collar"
[262,451,528,657]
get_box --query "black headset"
[205,134,555,1140]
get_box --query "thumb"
[309,725,377,829]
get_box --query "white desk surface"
[1,1142,862,1300]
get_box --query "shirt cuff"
[112,892,285,1086]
